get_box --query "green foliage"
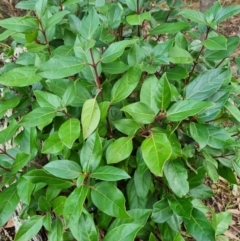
[0,0,239,240]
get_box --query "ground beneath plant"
[0,0,240,240]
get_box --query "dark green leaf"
[17,178,35,205]
[189,184,213,199]
[12,152,31,173]
[102,61,130,74]
[48,218,63,241]
[152,199,173,223]
[218,166,238,184]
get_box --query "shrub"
[0,0,240,240]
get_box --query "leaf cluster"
[0,0,240,240]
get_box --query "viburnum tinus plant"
[0,0,240,240]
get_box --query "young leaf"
[91,166,130,181]
[150,22,189,35]
[63,185,88,226]
[183,208,215,241]
[38,56,84,79]
[164,159,189,198]
[126,12,151,26]
[58,118,81,148]
[121,102,155,124]
[106,137,133,164]
[112,119,141,136]
[81,98,100,140]
[141,132,172,176]
[154,73,171,110]
[44,160,82,179]
[0,67,42,87]
[14,215,44,241]
[167,100,213,122]
[91,182,129,218]
[19,107,56,128]
[101,39,137,63]
[103,223,142,241]
[0,184,20,227]
[111,66,142,103]
[152,199,173,223]
[185,69,231,100]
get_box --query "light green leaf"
[184,209,215,241]
[166,66,188,80]
[0,119,18,144]
[167,100,214,122]
[225,101,240,122]
[152,199,173,223]
[212,211,232,236]
[12,152,31,174]
[48,218,63,241]
[189,123,209,150]
[81,98,100,140]
[19,107,56,128]
[185,68,231,100]
[34,90,62,109]
[14,215,43,241]
[42,132,63,154]
[121,102,155,124]
[168,195,193,219]
[203,36,227,50]
[38,56,84,79]
[91,182,129,218]
[0,185,20,227]
[164,159,189,197]
[150,22,189,35]
[103,223,142,241]
[154,73,171,110]
[169,45,193,64]
[47,10,70,29]
[58,119,81,148]
[0,67,42,87]
[141,132,172,176]
[17,178,35,205]
[35,0,47,17]
[111,66,142,103]
[44,160,82,179]
[102,39,137,63]
[106,137,133,164]
[91,166,130,181]
[126,12,151,25]
[179,10,206,25]
[215,5,240,23]
[112,119,141,136]
[80,131,102,172]
[63,185,88,226]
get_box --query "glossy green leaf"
[112,119,141,136]
[152,199,173,223]
[58,118,81,148]
[126,12,151,25]
[212,211,232,236]
[154,73,171,110]
[38,56,84,79]
[0,184,20,227]
[189,123,209,150]
[44,160,82,179]
[48,218,63,241]
[102,39,137,63]
[103,223,142,241]
[12,152,31,173]
[179,10,206,25]
[70,212,98,241]
[91,182,129,218]
[150,22,189,35]
[14,215,44,241]
[164,159,189,197]
[169,45,193,64]
[202,36,227,50]
[91,166,130,181]
[183,208,215,241]
[63,185,88,226]
[34,90,62,109]
[0,67,42,87]
[141,132,172,176]
[81,98,100,140]
[168,195,192,219]
[218,166,237,184]
[42,132,64,154]
[167,100,213,122]
[111,66,142,103]
[106,137,133,164]
[121,102,155,124]
[185,69,231,100]
[0,119,18,144]
[24,169,73,189]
